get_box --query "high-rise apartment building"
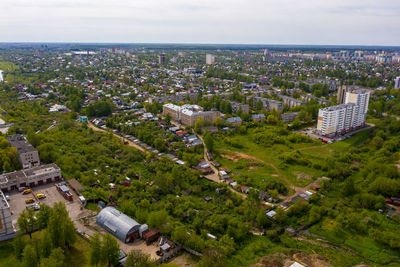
[395,77,400,89]
[206,54,215,64]
[337,85,349,104]
[317,91,370,136]
[158,54,166,65]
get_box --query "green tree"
[17,209,36,239]
[40,247,65,267]
[13,235,26,260]
[101,233,120,267]
[37,204,52,229]
[164,113,171,126]
[204,132,214,152]
[22,244,38,267]
[89,233,102,266]
[40,230,53,258]
[48,202,76,249]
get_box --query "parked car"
[22,189,32,195]
[25,198,34,204]
[37,193,46,199]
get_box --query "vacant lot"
[214,127,371,193]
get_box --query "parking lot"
[8,182,92,230]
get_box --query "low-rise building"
[6,134,40,169]
[251,114,266,122]
[0,191,16,241]
[281,112,299,123]
[0,163,62,192]
[96,206,141,243]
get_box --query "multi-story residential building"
[148,93,198,104]
[229,101,249,114]
[337,85,349,104]
[6,134,40,169]
[279,95,306,108]
[317,90,369,136]
[158,54,166,65]
[206,54,215,64]
[163,103,220,126]
[0,163,62,192]
[281,112,300,123]
[395,77,400,89]
[0,191,15,241]
[253,97,283,111]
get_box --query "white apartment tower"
[206,54,215,64]
[317,90,370,136]
[395,77,400,89]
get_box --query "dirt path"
[88,122,146,153]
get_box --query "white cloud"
[0,0,399,45]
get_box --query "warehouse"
[96,206,141,243]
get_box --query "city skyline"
[0,0,399,46]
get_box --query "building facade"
[6,135,40,169]
[163,103,220,126]
[279,95,306,108]
[317,90,369,136]
[395,77,400,89]
[229,101,249,114]
[206,54,215,64]
[253,97,283,111]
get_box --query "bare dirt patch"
[250,252,333,267]
[296,172,313,180]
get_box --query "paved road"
[88,122,146,153]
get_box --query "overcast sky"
[0,0,399,45]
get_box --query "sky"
[0,0,399,46]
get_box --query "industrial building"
[96,206,141,243]
[163,103,220,126]
[6,134,40,169]
[0,191,15,241]
[0,163,62,192]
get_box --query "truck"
[56,183,73,201]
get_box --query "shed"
[96,206,141,243]
[67,178,85,192]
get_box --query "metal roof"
[96,207,140,242]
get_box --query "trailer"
[56,183,73,201]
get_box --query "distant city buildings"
[206,54,215,64]
[395,77,400,89]
[229,101,249,114]
[158,54,166,65]
[279,95,306,108]
[163,103,220,126]
[253,96,283,111]
[317,91,370,136]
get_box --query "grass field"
[214,126,371,194]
